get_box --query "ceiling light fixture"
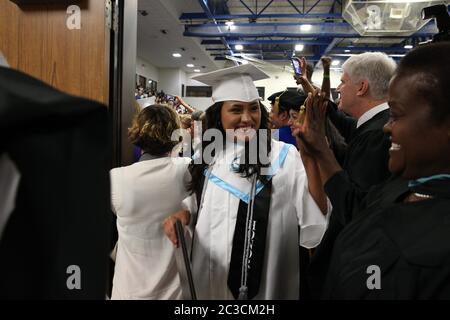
[390,8,404,19]
[404,44,413,49]
[225,20,236,31]
[193,69,201,72]
[186,64,194,67]
[300,24,312,31]
[235,44,243,50]
[331,60,340,66]
[345,49,351,53]
[172,53,182,58]
[295,44,304,51]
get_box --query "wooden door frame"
[109,0,137,167]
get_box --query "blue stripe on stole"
[408,174,450,188]
[204,143,291,204]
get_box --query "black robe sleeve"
[307,110,391,299]
[323,178,450,299]
[0,67,111,299]
[326,101,357,144]
[324,124,391,224]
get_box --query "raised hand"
[293,56,309,85]
[321,56,332,69]
[291,91,329,157]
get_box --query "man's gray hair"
[342,52,397,100]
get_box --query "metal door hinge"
[105,0,112,29]
[112,0,119,32]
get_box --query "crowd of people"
[2,40,448,300]
[110,41,450,300]
[136,87,195,115]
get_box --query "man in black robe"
[322,42,450,298]
[0,66,111,299]
[304,52,397,298]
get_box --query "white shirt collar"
[356,102,389,128]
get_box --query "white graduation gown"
[191,139,329,300]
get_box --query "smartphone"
[291,58,302,76]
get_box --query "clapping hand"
[291,91,329,158]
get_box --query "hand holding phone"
[291,58,302,76]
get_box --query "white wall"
[182,76,213,110]
[136,58,188,97]
[256,68,342,106]
[158,68,185,97]
[312,68,342,89]
[182,97,213,111]
[182,67,343,110]
[136,57,159,83]
[135,62,343,110]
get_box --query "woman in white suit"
[110,105,190,299]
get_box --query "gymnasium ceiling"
[137,0,449,73]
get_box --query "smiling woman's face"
[220,100,261,142]
[383,73,450,179]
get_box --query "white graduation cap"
[191,63,269,103]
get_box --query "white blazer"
[110,157,191,299]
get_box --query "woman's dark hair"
[396,42,450,123]
[189,101,272,195]
[128,104,180,156]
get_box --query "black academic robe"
[323,177,450,299]
[307,107,391,299]
[326,101,357,144]
[0,67,111,299]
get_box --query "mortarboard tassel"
[238,286,248,300]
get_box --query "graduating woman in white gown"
[164,64,330,300]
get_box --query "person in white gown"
[164,64,330,300]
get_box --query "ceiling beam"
[180,12,343,20]
[196,0,234,60]
[306,0,322,14]
[207,48,297,53]
[214,56,322,62]
[185,22,350,28]
[332,46,408,52]
[257,0,275,16]
[239,0,256,15]
[184,21,437,38]
[188,32,397,38]
[286,0,302,14]
[226,39,333,45]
